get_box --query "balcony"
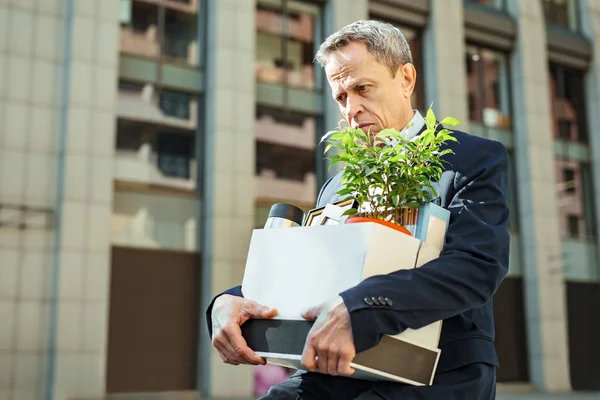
[256,169,316,206]
[120,26,160,59]
[120,0,199,66]
[255,112,315,150]
[132,0,200,15]
[255,64,315,91]
[111,189,199,252]
[115,120,197,193]
[117,83,197,131]
[115,146,196,193]
[256,7,314,43]
[256,30,316,91]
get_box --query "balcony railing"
[114,147,197,192]
[120,27,160,59]
[111,189,199,252]
[117,84,197,131]
[256,170,316,205]
[255,113,315,150]
[256,8,314,42]
[255,64,315,91]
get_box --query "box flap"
[362,223,421,280]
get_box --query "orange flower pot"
[346,217,412,236]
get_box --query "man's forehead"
[326,59,358,83]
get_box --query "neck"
[395,109,415,132]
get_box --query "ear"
[400,63,417,99]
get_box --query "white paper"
[242,224,371,318]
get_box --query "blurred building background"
[1,0,600,399]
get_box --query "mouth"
[355,123,374,131]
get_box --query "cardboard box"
[241,206,449,386]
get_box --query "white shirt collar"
[401,109,425,140]
[389,110,425,146]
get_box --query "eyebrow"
[333,79,374,99]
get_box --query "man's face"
[325,41,416,135]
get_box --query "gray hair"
[314,20,413,77]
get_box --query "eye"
[357,85,370,93]
[336,93,346,103]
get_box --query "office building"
[0,0,599,399]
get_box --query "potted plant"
[320,106,460,236]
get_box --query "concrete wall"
[0,0,119,399]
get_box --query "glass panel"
[507,150,519,231]
[159,90,191,119]
[156,132,193,179]
[465,0,506,8]
[466,45,512,129]
[255,0,321,91]
[163,7,197,65]
[581,164,597,237]
[467,0,495,6]
[542,0,573,29]
[556,159,596,240]
[549,64,588,143]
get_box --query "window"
[159,90,191,120]
[568,215,580,237]
[466,45,512,129]
[465,0,505,8]
[542,0,579,30]
[255,0,320,91]
[556,160,596,240]
[549,64,588,143]
[563,168,576,194]
[119,0,198,65]
[156,133,193,179]
[507,150,519,231]
[163,10,196,62]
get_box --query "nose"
[345,94,364,122]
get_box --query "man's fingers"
[337,350,355,376]
[228,325,266,365]
[327,346,340,376]
[213,337,241,365]
[301,339,317,372]
[316,342,329,374]
[214,323,261,365]
[243,300,277,320]
[301,305,321,321]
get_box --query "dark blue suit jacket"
[206,128,510,377]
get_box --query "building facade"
[0,0,599,399]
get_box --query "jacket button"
[385,297,393,307]
[364,297,374,306]
[371,296,380,305]
[378,296,386,305]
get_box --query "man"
[207,20,510,399]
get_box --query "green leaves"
[440,116,461,127]
[320,106,459,222]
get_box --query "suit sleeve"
[339,140,510,353]
[205,285,243,339]
[205,176,335,338]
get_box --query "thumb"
[243,300,277,319]
[301,304,322,321]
